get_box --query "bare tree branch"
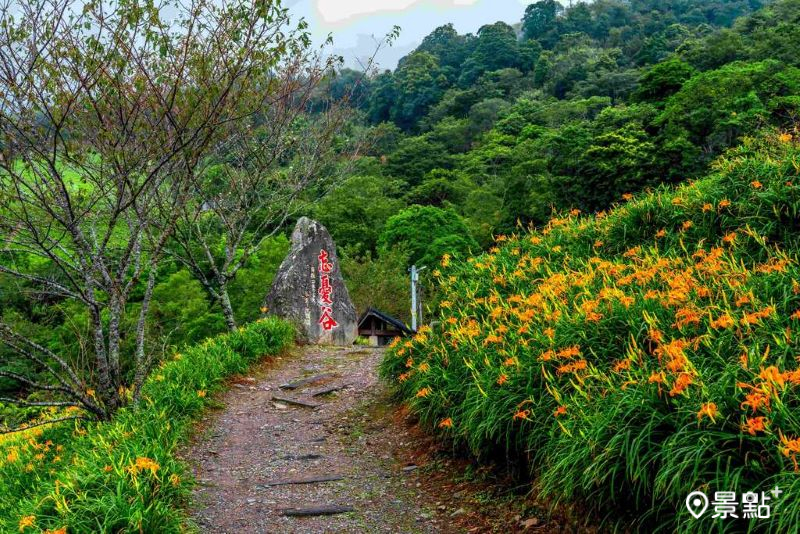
[0,415,88,435]
[0,397,81,408]
[0,0,313,419]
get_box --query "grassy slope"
[381,132,800,532]
[0,318,294,533]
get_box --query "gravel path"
[187,345,451,534]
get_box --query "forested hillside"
[372,1,800,532]
[321,0,800,320]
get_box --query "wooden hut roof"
[357,307,415,335]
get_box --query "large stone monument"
[264,217,357,345]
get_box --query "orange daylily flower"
[697,402,718,422]
[669,373,693,397]
[759,366,785,388]
[127,457,160,476]
[780,433,800,471]
[416,387,432,398]
[18,515,36,532]
[513,409,531,421]
[710,314,735,329]
[556,360,587,375]
[742,417,767,435]
[741,391,770,413]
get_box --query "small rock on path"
[186,346,448,533]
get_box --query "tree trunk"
[88,304,115,417]
[133,268,158,402]
[107,294,123,390]
[219,286,237,331]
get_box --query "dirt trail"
[186,345,452,534]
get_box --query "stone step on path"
[257,475,346,488]
[279,372,338,391]
[270,395,320,409]
[282,505,356,517]
[186,346,445,533]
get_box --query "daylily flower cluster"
[381,134,800,530]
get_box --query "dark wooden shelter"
[357,307,414,346]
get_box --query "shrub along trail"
[186,346,447,533]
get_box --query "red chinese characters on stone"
[318,250,333,273]
[318,306,338,331]
[317,249,338,331]
[318,272,333,305]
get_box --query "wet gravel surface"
[186,346,450,534]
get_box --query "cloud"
[315,0,479,25]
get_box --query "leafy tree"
[366,72,398,124]
[385,135,451,186]
[406,169,474,207]
[633,58,697,104]
[149,271,226,347]
[541,35,612,98]
[560,2,594,36]
[575,122,659,210]
[468,98,512,137]
[519,40,544,73]
[362,122,404,158]
[742,0,800,65]
[658,60,800,156]
[459,22,522,86]
[415,23,473,72]
[679,29,747,70]
[522,0,563,47]
[341,248,411,323]
[392,52,447,130]
[379,206,478,267]
[314,175,406,253]
[462,188,506,247]
[228,237,291,324]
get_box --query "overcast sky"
[284,0,542,70]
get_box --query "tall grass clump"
[0,317,294,532]
[381,132,800,532]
